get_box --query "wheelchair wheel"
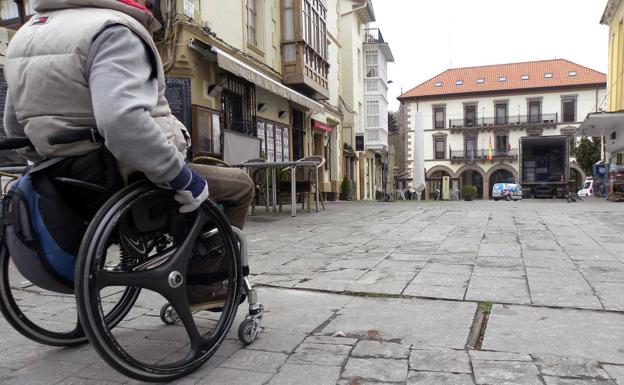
[0,245,140,347]
[75,181,241,382]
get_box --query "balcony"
[448,113,558,132]
[449,149,519,164]
[282,42,330,100]
[363,28,394,62]
[365,128,388,150]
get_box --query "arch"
[426,165,456,179]
[455,164,487,179]
[456,164,487,200]
[485,163,519,183]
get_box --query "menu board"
[282,127,289,161]
[275,126,283,162]
[257,121,266,158]
[266,123,275,161]
[165,77,192,130]
[212,114,221,154]
[0,70,6,134]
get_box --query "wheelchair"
[0,129,263,382]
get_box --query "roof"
[398,59,606,101]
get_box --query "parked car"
[577,178,594,197]
[492,183,523,201]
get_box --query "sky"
[371,0,610,111]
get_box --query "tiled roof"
[398,59,606,100]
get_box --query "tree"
[574,137,601,176]
[388,111,398,133]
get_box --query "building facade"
[579,0,624,199]
[399,59,606,200]
[0,0,394,201]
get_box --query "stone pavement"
[2,199,624,384]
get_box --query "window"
[465,136,477,159]
[521,74,529,80]
[528,100,541,123]
[495,103,508,125]
[464,104,477,127]
[568,71,577,77]
[247,0,258,46]
[222,75,256,136]
[434,136,446,160]
[562,98,577,123]
[499,76,507,82]
[292,109,305,160]
[366,100,380,128]
[544,72,553,78]
[476,78,485,84]
[366,79,380,92]
[434,81,442,87]
[456,80,463,86]
[193,106,223,157]
[495,135,509,155]
[296,0,328,80]
[434,107,445,129]
[365,51,379,78]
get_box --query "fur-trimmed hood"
[30,0,161,31]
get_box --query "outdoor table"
[231,160,320,217]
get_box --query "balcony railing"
[449,113,558,129]
[364,28,385,44]
[450,149,519,161]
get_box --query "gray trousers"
[190,163,254,229]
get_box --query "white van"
[577,178,594,197]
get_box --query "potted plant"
[461,185,477,201]
[340,178,351,201]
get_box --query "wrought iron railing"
[449,113,558,129]
[450,149,519,160]
[364,28,385,44]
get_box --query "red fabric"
[117,0,151,13]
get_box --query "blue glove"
[169,166,209,213]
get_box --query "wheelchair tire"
[75,181,241,382]
[0,245,140,347]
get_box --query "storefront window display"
[257,119,290,162]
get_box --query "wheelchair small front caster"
[238,317,260,345]
[160,303,179,325]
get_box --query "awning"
[313,120,333,132]
[189,39,324,115]
[577,111,624,137]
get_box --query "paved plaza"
[2,199,624,384]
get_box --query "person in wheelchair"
[4,0,256,313]
[4,0,254,230]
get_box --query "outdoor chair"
[242,158,270,215]
[278,156,326,213]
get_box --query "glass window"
[456,80,463,86]
[464,105,476,127]
[247,0,257,46]
[568,71,577,77]
[434,137,446,160]
[521,74,529,80]
[495,103,507,125]
[563,99,576,123]
[193,106,223,156]
[434,81,442,87]
[529,100,541,123]
[499,76,507,82]
[496,135,508,154]
[476,78,485,84]
[366,100,380,128]
[545,72,553,78]
[365,51,378,78]
[434,107,445,129]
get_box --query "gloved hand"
[169,165,209,213]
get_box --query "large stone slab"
[321,297,476,349]
[483,304,624,364]
[342,357,408,383]
[409,347,471,373]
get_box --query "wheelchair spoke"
[167,292,204,350]
[170,211,208,272]
[96,269,165,293]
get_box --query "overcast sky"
[371,0,610,111]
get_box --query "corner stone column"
[482,178,490,200]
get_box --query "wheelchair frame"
[0,130,263,382]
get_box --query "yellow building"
[578,0,624,199]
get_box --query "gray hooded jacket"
[4,0,188,184]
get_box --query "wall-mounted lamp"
[207,84,223,97]
[257,103,269,113]
[278,110,288,119]
[387,80,394,84]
